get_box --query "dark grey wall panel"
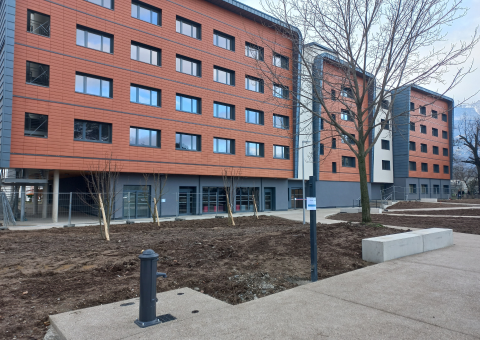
[315,180,372,207]
[392,87,411,179]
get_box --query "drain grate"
[157,314,177,323]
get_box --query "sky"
[239,0,480,105]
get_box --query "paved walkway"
[51,231,480,339]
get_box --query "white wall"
[372,95,394,183]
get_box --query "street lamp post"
[302,140,310,225]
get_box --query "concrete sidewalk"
[50,231,480,339]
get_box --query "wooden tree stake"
[153,197,160,226]
[98,193,110,241]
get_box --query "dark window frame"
[420,106,426,115]
[273,114,289,130]
[176,16,201,39]
[433,146,439,155]
[213,30,235,51]
[130,83,161,107]
[341,109,354,122]
[76,25,114,54]
[409,141,416,151]
[27,9,50,37]
[341,87,354,99]
[129,126,161,148]
[24,113,48,138]
[443,148,448,156]
[245,141,265,157]
[214,102,235,120]
[432,128,438,137]
[245,42,264,61]
[420,124,426,134]
[382,160,391,170]
[332,162,337,173]
[245,75,264,93]
[381,139,390,150]
[74,119,112,143]
[410,102,415,111]
[86,0,114,10]
[213,137,235,155]
[409,161,417,171]
[176,54,201,77]
[273,145,290,160]
[381,119,390,130]
[421,143,427,153]
[272,53,289,70]
[176,93,201,114]
[432,110,438,119]
[442,130,448,139]
[245,109,264,125]
[175,132,201,152]
[409,184,417,194]
[214,66,235,86]
[131,41,161,66]
[442,113,448,122]
[421,163,428,172]
[75,72,113,98]
[26,61,49,87]
[341,156,356,168]
[433,164,440,173]
[273,83,289,99]
[444,165,449,174]
[131,0,162,26]
[410,122,415,131]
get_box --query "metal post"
[52,170,59,223]
[309,175,318,282]
[126,192,134,224]
[63,192,75,227]
[135,249,168,328]
[302,140,310,225]
[33,186,38,215]
[20,186,26,221]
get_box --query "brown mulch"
[0,216,403,340]
[388,201,473,210]
[439,199,480,205]
[385,209,480,216]
[328,213,480,235]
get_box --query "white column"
[52,170,59,223]
[33,185,38,215]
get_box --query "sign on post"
[306,197,316,210]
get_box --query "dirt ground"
[385,209,480,216]
[439,199,480,204]
[0,216,403,340]
[387,201,474,210]
[328,213,480,234]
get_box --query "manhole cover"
[158,314,177,323]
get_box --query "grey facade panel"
[392,87,411,179]
[316,180,372,208]
[0,0,16,168]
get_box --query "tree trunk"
[358,153,371,223]
[477,165,480,197]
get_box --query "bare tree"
[142,171,168,226]
[247,0,478,222]
[82,155,121,240]
[222,168,242,225]
[456,112,480,194]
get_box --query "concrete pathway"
[388,206,480,212]
[50,232,480,339]
[385,213,480,218]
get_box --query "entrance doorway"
[179,187,196,215]
[290,188,303,208]
[264,187,275,211]
[123,185,151,219]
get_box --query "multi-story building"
[0,0,302,220]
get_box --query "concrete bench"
[340,208,383,214]
[420,198,438,203]
[362,228,453,263]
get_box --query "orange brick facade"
[10,0,295,178]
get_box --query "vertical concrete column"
[52,170,59,223]
[33,185,38,215]
[20,186,26,221]
[42,171,49,218]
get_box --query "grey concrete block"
[420,198,438,203]
[339,207,361,213]
[409,228,453,252]
[362,233,423,263]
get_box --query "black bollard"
[134,249,167,328]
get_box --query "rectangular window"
[421,143,427,153]
[26,61,49,87]
[176,94,200,114]
[332,162,337,173]
[131,1,161,25]
[176,133,201,151]
[273,145,289,159]
[213,30,234,51]
[341,87,353,99]
[409,141,416,151]
[176,55,201,77]
[409,161,416,171]
[432,110,438,119]
[381,119,390,130]
[273,84,289,99]
[214,102,234,120]
[433,146,439,155]
[75,73,112,98]
[433,164,439,173]
[341,110,354,122]
[176,16,201,39]
[245,76,264,93]
[273,53,289,69]
[27,10,50,37]
[420,125,426,134]
[130,127,160,147]
[245,109,264,125]
[382,160,391,170]
[420,106,426,115]
[421,163,428,172]
[442,130,448,139]
[443,185,449,194]
[433,185,440,194]
[442,113,447,122]
[341,134,355,144]
[331,89,336,101]
[24,113,48,138]
[245,42,264,61]
[410,122,415,131]
[320,143,324,155]
[432,128,438,137]
[74,119,112,143]
[342,156,356,168]
[320,118,324,130]
[381,139,390,150]
[86,0,113,9]
[131,42,160,66]
[409,184,417,194]
[381,100,389,110]
[273,114,289,129]
[444,165,449,174]
[421,184,428,194]
[76,26,113,53]
[213,137,235,154]
[410,102,415,111]
[130,84,160,106]
[214,66,235,86]
[246,141,264,157]
[332,138,336,149]
[331,114,336,121]
[443,148,448,156]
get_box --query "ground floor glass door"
[264,187,275,211]
[291,188,303,208]
[179,187,196,215]
[123,185,151,219]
